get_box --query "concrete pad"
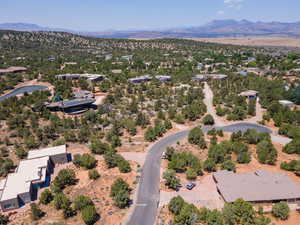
[120,152,147,166]
[159,175,224,210]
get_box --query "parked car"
[161,152,167,159]
[186,182,196,190]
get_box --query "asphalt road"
[127,123,271,225]
[0,85,48,102]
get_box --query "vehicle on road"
[186,182,196,190]
[161,152,167,159]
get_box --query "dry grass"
[188,37,300,48]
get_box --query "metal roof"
[213,170,300,203]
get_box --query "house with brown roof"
[213,170,300,204]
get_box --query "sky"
[1,0,300,31]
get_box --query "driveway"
[126,123,272,225]
[159,175,224,210]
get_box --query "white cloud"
[217,10,225,15]
[224,0,243,3]
[224,0,244,10]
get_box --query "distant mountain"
[1,20,300,38]
[0,23,73,32]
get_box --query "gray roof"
[213,170,300,203]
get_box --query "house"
[0,145,68,211]
[239,90,258,98]
[213,170,300,204]
[105,55,112,60]
[197,63,203,70]
[237,71,248,76]
[45,98,96,114]
[121,55,133,61]
[56,74,105,83]
[0,66,27,75]
[128,75,151,83]
[27,145,68,164]
[192,74,228,81]
[192,74,207,81]
[279,100,295,108]
[73,90,94,99]
[155,75,171,82]
[48,57,55,62]
[111,69,122,74]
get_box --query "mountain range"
[1,20,300,38]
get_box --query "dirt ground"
[188,37,300,48]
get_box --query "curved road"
[0,85,48,102]
[127,123,271,225]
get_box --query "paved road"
[127,123,271,225]
[0,85,48,102]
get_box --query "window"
[3,203,15,209]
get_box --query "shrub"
[74,195,94,211]
[73,153,97,169]
[186,168,197,180]
[110,178,131,208]
[163,170,181,190]
[90,140,111,155]
[53,169,76,190]
[280,160,300,172]
[30,203,44,221]
[202,114,215,125]
[283,139,300,155]
[104,150,119,168]
[257,140,277,165]
[88,169,100,180]
[203,158,216,172]
[62,206,76,219]
[188,127,206,149]
[81,205,98,225]
[117,159,132,173]
[168,196,185,215]
[272,202,290,220]
[0,214,9,225]
[15,147,27,159]
[39,189,53,205]
[221,160,236,172]
[53,193,71,210]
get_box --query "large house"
[45,98,96,114]
[213,170,300,204]
[56,74,105,83]
[239,90,258,98]
[192,74,228,81]
[0,145,68,211]
[0,67,27,75]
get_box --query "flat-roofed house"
[128,75,151,83]
[239,90,258,98]
[0,66,27,75]
[0,145,69,211]
[213,170,300,203]
[0,157,50,211]
[56,74,105,83]
[28,145,68,164]
[155,75,171,82]
[279,100,295,108]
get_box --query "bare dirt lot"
[188,37,300,48]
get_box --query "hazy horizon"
[1,0,300,31]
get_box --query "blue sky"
[1,0,299,31]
